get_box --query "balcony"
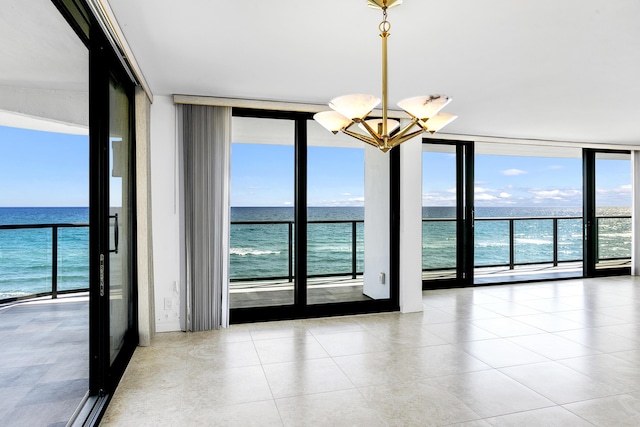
[0,223,89,426]
[230,214,632,306]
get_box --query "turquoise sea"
[0,206,632,299]
[0,207,89,299]
[230,206,632,280]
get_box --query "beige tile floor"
[101,276,640,426]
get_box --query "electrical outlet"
[379,272,386,284]
[164,297,172,310]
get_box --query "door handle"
[110,213,119,254]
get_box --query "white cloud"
[422,192,456,205]
[475,193,498,201]
[283,201,292,205]
[548,165,563,170]
[598,184,632,194]
[475,187,497,194]
[499,192,511,198]
[531,188,581,201]
[502,169,528,176]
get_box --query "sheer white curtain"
[180,104,231,330]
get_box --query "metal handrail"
[0,223,89,303]
[423,214,631,271]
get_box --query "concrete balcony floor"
[0,294,88,426]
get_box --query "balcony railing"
[0,223,89,303]
[231,215,631,283]
[230,219,363,283]
[2,215,627,302]
[423,215,631,272]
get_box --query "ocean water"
[0,207,89,299]
[230,206,632,280]
[0,206,631,299]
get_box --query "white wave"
[309,245,351,253]
[475,242,509,248]
[515,238,551,245]
[230,248,281,256]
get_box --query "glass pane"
[422,144,457,281]
[0,0,90,423]
[307,120,368,304]
[473,143,582,281]
[109,78,134,364]
[595,152,631,270]
[229,117,295,308]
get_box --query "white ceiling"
[107,0,640,147]
[1,0,87,91]
[3,0,639,146]
[1,0,88,133]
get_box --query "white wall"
[399,135,424,313]
[150,95,182,332]
[363,145,390,299]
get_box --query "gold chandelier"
[314,0,457,153]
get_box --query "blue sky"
[231,144,365,207]
[424,152,631,207]
[0,126,631,208]
[0,126,89,207]
[233,144,631,208]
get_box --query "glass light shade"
[424,113,457,134]
[397,95,451,120]
[359,118,400,136]
[329,94,380,120]
[313,111,353,134]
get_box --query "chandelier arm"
[356,118,382,140]
[391,118,421,141]
[342,129,382,148]
[388,129,428,149]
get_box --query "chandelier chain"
[379,8,391,34]
[312,0,457,153]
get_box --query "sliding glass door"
[107,76,136,367]
[422,140,474,289]
[229,109,398,323]
[85,19,138,424]
[583,149,631,277]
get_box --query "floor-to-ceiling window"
[422,140,632,287]
[229,116,296,308]
[307,119,368,305]
[229,109,397,322]
[583,149,632,276]
[0,0,90,424]
[473,143,583,284]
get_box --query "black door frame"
[583,148,631,277]
[53,1,139,424]
[422,139,475,289]
[229,108,400,323]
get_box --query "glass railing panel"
[230,222,292,281]
[514,219,553,264]
[557,218,583,262]
[0,228,52,299]
[57,226,90,292]
[423,219,456,270]
[596,216,631,263]
[307,222,357,277]
[474,219,509,267]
